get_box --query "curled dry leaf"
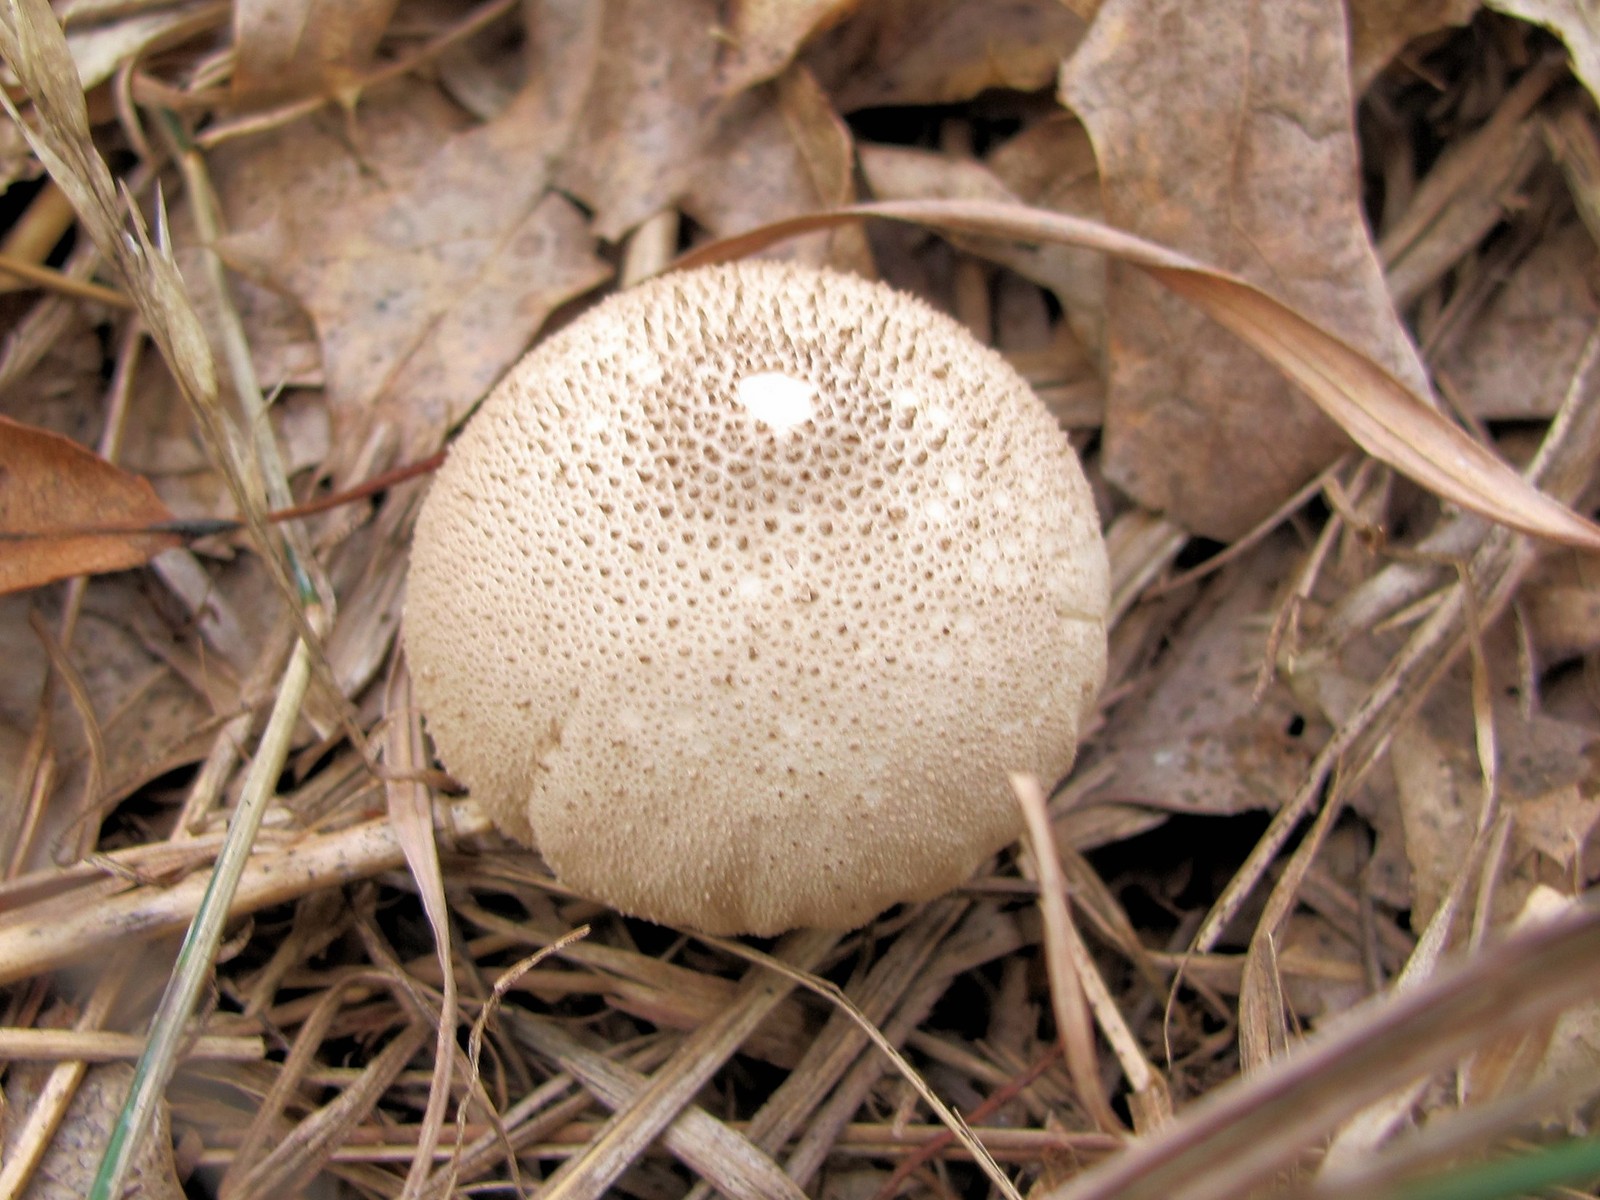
[677,198,1600,552]
[1060,0,1430,541]
[0,415,183,595]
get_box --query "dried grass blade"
[688,898,964,1198]
[536,927,836,1200]
[1012,773,1124,1134]
[709,929,1024,1200]
[89,628,319,1200]
[509,1012,807,1200]
[0,0,327,660]
[383,665,457,1200]
[1192,319,1600,955]
[227,1022,431,1200]
[676,199,1600,552]
[1038,901,1600,1200]
[441,933,590,1198]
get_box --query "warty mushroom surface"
[405,260,1109,935]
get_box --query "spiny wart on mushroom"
[405,260,1109,936]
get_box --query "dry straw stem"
[508,1011,807,1200]
[0,1028,264,1062]
[1037,898,1600,1200]
[1011,773,1120,1134]
[1014,773,1166,1133]
[0,798,495,986]
[381,664,460,1200]
[190,1122,1117,1169]
[676,199,1600,553]
[533,928,837,1200]
[225,1022,432,1200]
[1194,318,1600,956]
[681,899,968,1200]
[92,624,323,1200]
[0,251,132,306]
[707,928,1024,1200]
[440,931,591,1199]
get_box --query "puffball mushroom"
[405,261,1109,936]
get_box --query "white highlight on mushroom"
[735,371,816,433]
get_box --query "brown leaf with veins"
[545,0,862,239]
[221,81,610,473]
[0,415,183,595]
[1078,534,1322,820]
[1061,0,1429,541]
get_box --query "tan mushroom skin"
[406,261,1108,936]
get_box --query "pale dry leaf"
[1515,782,1600,873]
[200,82,471,400]
[1,1061,183,1200]
[805,0,1086,111]
[1521,550,1600,660]
[1390,719,1478,927]
[220,81,609,470]
[1370,664,1598,925]
[1060,0,1430,541]
[715,0,860,94]
[1077,534,1322,819]
[1440,220,1600,419]
[1487,0,1600,101]
[684,63,864,269]
[1278,912,1369,1023]
[1463,887,1600,1120]
[548,0,724,240]
[860,142,1106,355]
[1347,0,1481,94]
[232,0,399,100]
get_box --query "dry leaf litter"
[2,2,1600,1198]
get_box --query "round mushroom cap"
[405,261,1108,936]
